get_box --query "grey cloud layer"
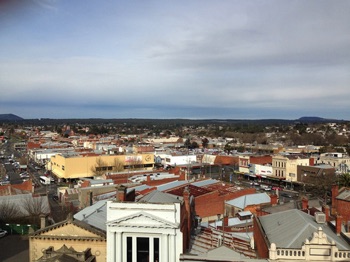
[1,0,350,119]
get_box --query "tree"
[202,138,209,148]
[91,157,108,176]
[23,196,48,225]
[184,138,191,149]
[338,173,350,188]
[126,156,143,171]
[0,200,22,223]
[224,143,234,154]
[113,158,124,172]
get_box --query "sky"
[1,0,350,120]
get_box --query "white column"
[116,232,122,262]
[149,236,154,262]
[107,231,115,262]
[161,234,169,261]
[168,234,175,262]
[132,236,137,262]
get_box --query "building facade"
[106,201,183,262]
[49,153,155,179]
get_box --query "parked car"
[280,192,293,198]
[0,229,7,238]
[272,186,283,191]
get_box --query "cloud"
[1,1,350,119]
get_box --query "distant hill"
[297,116,339,123]
[0,114,23,121]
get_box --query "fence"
[1,223,39,235]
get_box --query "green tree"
[338,173,350,188]
[202,138,209,148]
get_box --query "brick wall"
[253,215,269,258]
[195,188,256,218]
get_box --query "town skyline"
[1,1,350,120]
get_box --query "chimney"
[331,184,339,215]
[40,214,47,229]
[301,197,309,210]
[336,215,342,235]
[89,191,93,206]
[322,205,330,222]
[256,207,263,217]
[223,216,229,227]
[147,174,151,184]
[270,194,278,206]
[117,185,127,202]
[183,186,191,250]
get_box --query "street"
[0,234,29,262]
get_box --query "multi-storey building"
[272,154,310,182]
[316,153,350,174]
[49,153,155,180]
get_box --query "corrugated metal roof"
[127,184,152,193]
[337,189,350,201]
[74,199,108,231]
[259,209,350,249]
[156,180,188,192]
[226,193,270,209]
[191,179,220,187]
[137,190,182,204]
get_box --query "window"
[126,236,160,262]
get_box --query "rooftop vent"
[315,212,326,224]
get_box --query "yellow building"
[49,153,154,179]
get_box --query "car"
[280,192,293,198]
[272,186,283,191]
[0,229,7,238]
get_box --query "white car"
[0,229,7,238]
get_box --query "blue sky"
[1,0,350,120]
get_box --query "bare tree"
[21,195,49,226]
[90,157,108,176]
[0,200,22,222]
[23,196,48,217]
[127,156,143,171]
[113,158,124,172]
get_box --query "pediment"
[32,220,105,239]
[107,211,179,229]
[308,227,331,245]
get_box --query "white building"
[106,189,185,262]
[157,153,197,168]
[249,164,273,178]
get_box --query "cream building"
[315,153,350,174]
[272,154,310,182]
[49,153,155,179]
[29,218,106,262]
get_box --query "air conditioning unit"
[315,212,326,224]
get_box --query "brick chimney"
[117,185,127,202]
[183,186,191,251]
[301,197,309,210]
[223,216,229,227]
[256,207,263,217]
[322,205,330,222]
[336,215,342,235]
[270,194,278,206]
[146,174,151,183]
[331,184,339,215]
